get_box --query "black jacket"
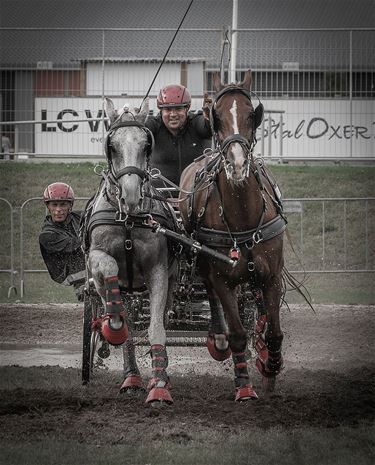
[145,111,212,187]
[39,211,85,284]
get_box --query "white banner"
[35,98,375,157]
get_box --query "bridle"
[104,116,154,212]
[209,85,264,178]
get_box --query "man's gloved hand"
[202,92,213,120]
[73,283,85,302]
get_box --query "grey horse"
[86,98,177,404]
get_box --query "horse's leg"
[89,250,129,346]
[255,274,284,390]
[120,336,144,393]
[144,263,173,405]
[210,278,258,402]
[205,284,231,361]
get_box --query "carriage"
[80,70,289,403]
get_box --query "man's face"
[161,106,188,134]
[47,201,71,223]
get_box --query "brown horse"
[179,70,287,401]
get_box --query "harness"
[83,114,178,292]
[187,84,286,269]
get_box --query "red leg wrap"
[232,352,257,401]
[146,345,173,404]
[255,329,284,378]
[104,275,125,314]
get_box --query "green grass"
[1,425,374,465]
[1,162,374,304]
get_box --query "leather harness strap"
[196,214,287,249]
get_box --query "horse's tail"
[281,226,315,312]
[282,266,315,313]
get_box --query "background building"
[1,0,374,159]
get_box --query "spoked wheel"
[82,293,101,384]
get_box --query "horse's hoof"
[120,375,145,393]
[235,384,258,402]
[145,387,173,405]
[262,376,276,393]
[206,334,231,361]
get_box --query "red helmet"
[43,182,75,204]
[157,84,191,109]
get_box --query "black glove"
[74,283,85,302]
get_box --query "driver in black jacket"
[145,84,213,190]
[39,182,86,300]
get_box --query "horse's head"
[211,70,264,183]
[105,98,153,215]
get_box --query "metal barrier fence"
[0,196,374,298]
[0,198,17,297]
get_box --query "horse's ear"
[212,72,225,92]
[238,70,252,90]
[105,97,117,123]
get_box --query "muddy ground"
[0,303,374,447]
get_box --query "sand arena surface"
[0,303,374,445]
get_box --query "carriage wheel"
[82,293,101,384]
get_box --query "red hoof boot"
[206,333,231,361]
[120,375,144,393]
[146,387,173,405]
[235,384,258,402]
[101,312,128,346]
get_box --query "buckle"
[115,211,127,222]
[252,230,263,244]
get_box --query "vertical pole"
[15,125,19,156]
[322,201,325,270]
[279,113,283,159]
[101,29,106,157]
[349,30,353,157]
[20,202,24,298]
[343,201,347,269]
[229,0,238,83]
[365,200,369,269]
[221,26,227,84]
[261,117,265,157]
[10,205,15,291]
[268,113,272,157]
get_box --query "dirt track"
[0,303,374,446]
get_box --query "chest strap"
[195,214,287,249]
